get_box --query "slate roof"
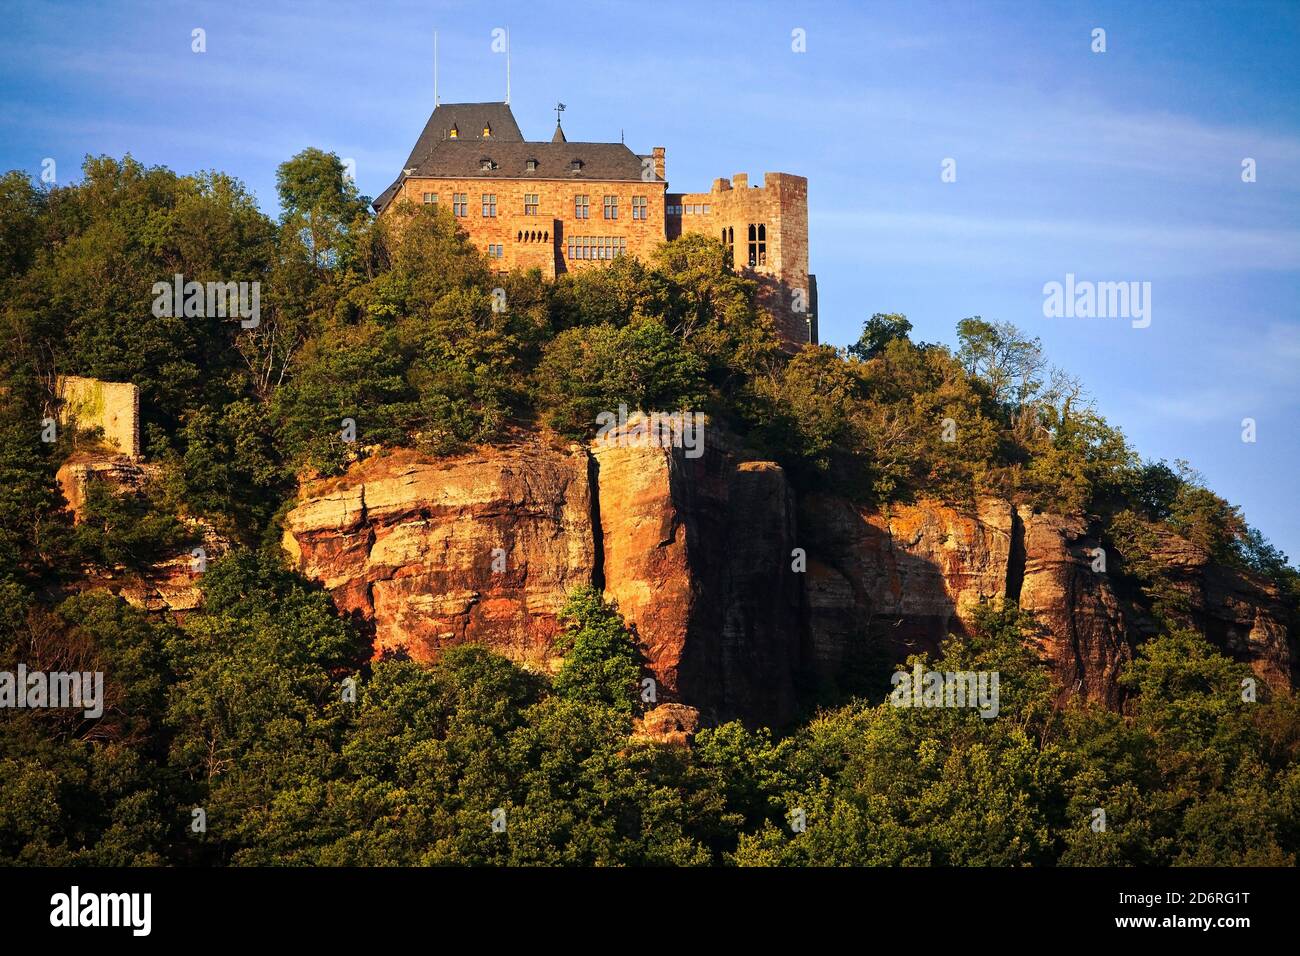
[374,103,660,213]
[401,102,524,170]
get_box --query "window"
[747,224,767,266]
[488,244,504,259]
[603,195,618,219]
[449,125,458,139]
[632,196,647,220]
[524,194,539,216]
[483,125,492,138]
[565,236,627,261]
[574,194,589,219]
[453,193,468,217]
[526,158,538,172]
[482,194,497,217]
[422,192,437,205]
[480,158,496,171]
[702,204,710,214]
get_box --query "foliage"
[534,320,708,437]
[0,151,1296,868]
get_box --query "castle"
[374,102,817,349]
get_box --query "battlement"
[669,172,815,348]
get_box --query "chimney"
[652,146,665,180]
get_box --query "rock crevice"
[281,431,1294,724]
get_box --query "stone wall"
[392,176,669,278]
[57,375,140,459]
[671,172,814,348]
[386,167,814,350]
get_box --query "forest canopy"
[1,154,1296,866]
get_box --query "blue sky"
[2,0,1298,558]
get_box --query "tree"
[534,320,707,437]
[275,148,371,270]
[553,587,643,715]
[847,313,912,361]
[955,317,1046,409]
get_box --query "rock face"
[56,454,154,518]
[592,423,801,726]
[281,429,1296,725]
[800,495,1014,682]
[1143,528,1293,689]
[632,703,701,747]
[283,444,595,669]
[56,452,227,615]
[1015,509,1132,706]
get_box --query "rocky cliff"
[57,453,226,614]
[283,444,594,668]
[280,426,1294,726]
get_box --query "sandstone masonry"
[57,375,141,459]
[374,102,816,350]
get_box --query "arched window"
[747,224,767,266]
[517,230,522,242]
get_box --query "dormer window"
[526,158,538,172]
[449,125,458,139]
[480,157,497,171]
[483,124,492,138]
[569,158,584,172]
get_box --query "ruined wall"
[671,172,814,349]
[57,375,140,459]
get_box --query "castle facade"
[374,102,816,348]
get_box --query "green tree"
[534,320,707,437]
[553,587,643,715]
[848,312,913,361]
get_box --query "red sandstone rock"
[283,443,595,668]
[632,703,701,746]
[592,418,802,726]
[57,452,228,615]
[280,431,1294,723]
[1015,508,1132,705]
[801,495,1013,678]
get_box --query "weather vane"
[555,102,566,125]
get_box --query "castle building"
[373,102,816,348]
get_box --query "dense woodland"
[1,153,1298,865]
